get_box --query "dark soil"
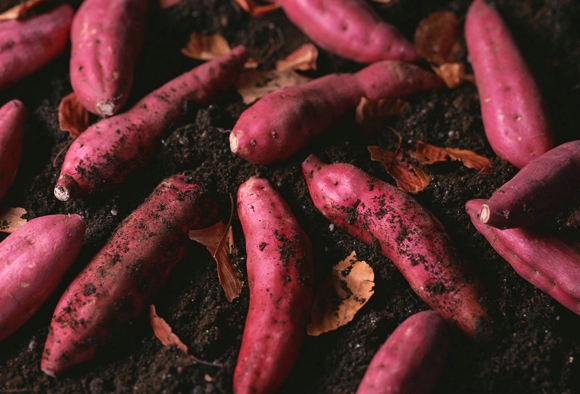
[1,0,580,393]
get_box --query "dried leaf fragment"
[158,0,180,9]
[149,305,189,355]
[433,62,474,89]
[189,221,243,302]
[58,92,90,139]
[233,0,281,16]
[275,43,318,71]
[414,141,492,174]
[0,206,27,234]
[369,145,431,194]
[308,251,374,336]
[0,0,48,21]
[236,69,310,104]
[181,32,232,61]
[356,97,408,136]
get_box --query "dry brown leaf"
[369,145,431,194]
[149,305,189,355]
[414,11,461,65]
[0,0,48,21]
[308,251,374,336]
[235,69,310,104]
[189,221,243,302]
[356,97,409,136]
[158,0,180,9]
[275,43,318,71]
[432,62,474,89]
[181,32,232,61]
[233,0,281,16]
[0,206,27,234]
[58,92,90,139]
[414,141,492,174]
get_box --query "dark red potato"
[0,100,26,201]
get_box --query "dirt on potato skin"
[0,0,579,393]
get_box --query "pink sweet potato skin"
[230,61,443,165]
[54,46,248,201]
[0,100,27,201]
[0,214,85,342]
[356,310,448,394]
[480,140,580,229]
[302,155,491,339]
[0,5,73,91]
[465,0,554,169]
[277,0,419,63]
[70,0,148,116]
[41,174,218,376]
[234,177,314,394]
[467,199,580,316]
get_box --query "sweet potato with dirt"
[465,0,554,169]
[54,46,248,201]
[467,199,580,316]
[271,0,419,63]
[479,140,580,229]
[230,61,443,164]
[234,177,314,394]
[356,310,448,394]
[0,100,27,201]
[0,4,73,91]
[41,174,218,376]
[70,0,148,116]
[0,214,85,342]
[302,155,491,339]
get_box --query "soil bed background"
[1,0,580,393]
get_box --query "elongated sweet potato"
[234,177,314,394]
[0,214,85,342]
[273,0,419,63]
[230,61,443,164]
[467,199,580,316]
[356,310,448,394]
[54,46,248,201]
[479,140,580,229]
[0,4,73,91]
[70,0,148,116]
[0,100,27,201]
[465,0,554,169]
[302,155,491,339]
[41,174,218,376]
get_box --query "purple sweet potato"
[0,214,85,342]
[302,155,491,339]
[230,61,443,164]
[356,310,448,394]
[234,177,314,394]
[273,0,419,63]
[54,46,248,201]
[0,100,26,201]
[41,174,218,376]
[70,0,148,116]
[0,4,73,91]
[479,140,580,229]
[467,199,580,316]
[465,0,554,169]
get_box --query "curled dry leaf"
[149,305,189,355]
[0,206,27,234]
[307,251,374,336]
[189,221,243,302]
[414,141,492,174]
[0,0,48,21]
[158,0,180,9]
[368,145,431,194]
[355,97,408,136]
[233,0,281,16]
[432,62,473,89]
[275,43,318,71]
[236,69,310,104]
[58,92,90,139]
[181,32,232,61]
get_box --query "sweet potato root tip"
[54,175,79,202]
[97,100,116,117]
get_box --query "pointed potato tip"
[96,100,116,117]
[54,175,79,202]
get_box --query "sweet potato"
[234,177,314,394]
[54,46,248,201]
[230,61,443,164]
[273,0,419,63]
[467,199,580,316]
[0,214,85,342]
[479,140,580,229]
[302,155,491,339]
[41,174,218,376]
[465,0,554,169]
[0,100,27,201]
[70,0,148,116]
[356,310,448,394]
[0,4,73,91]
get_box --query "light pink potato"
[0,100,27,201]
